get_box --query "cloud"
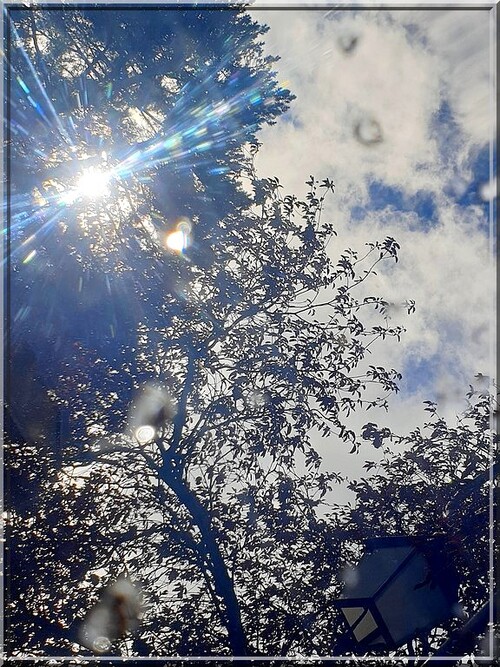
[334,203,494,379]
[251,7,495,488]
[254,10,447,201]
[393,8,492,146]
[252,7,494,382]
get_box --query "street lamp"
[335,535,459,650]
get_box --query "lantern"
[335,536,459,650]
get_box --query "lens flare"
[22,249,37,264]
[165,218,192,253]
[77,168,111,198]
[134,424,156,445]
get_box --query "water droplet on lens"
[479,177,496,202]
[135,424,156,445]
[92,635,111,653]
[338,32,359,53]
[340,565,359,587]
[354,117,383,145]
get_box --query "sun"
[77,167,111,198]
[62,166,112,205]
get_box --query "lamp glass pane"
[367,632,387,647]
[352,609,378,642]
[375,551,454,646]
[341,606,365,626]
[341,545,413,598]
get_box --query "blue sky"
[7,3,495,430]
[5,2,496,496]
[251,6,496,480]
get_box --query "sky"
[3,4,496,659]
[5,2,496,501]
[250,5,496,494]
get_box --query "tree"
[5,393,126,655]
[7,6,410,659]
[7,4,293,387]
[6,4,294,658]
[7,5,493,664]
[5,8,417,660]
[7,164,409,657]
[342,389,498,662]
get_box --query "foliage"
[8,5,293,367]
[7,153,410,659]
[343,390,498,658]
[7,4,292,658]
[5,5,495,664]
[23,172,405,658]
[7,6,410,659]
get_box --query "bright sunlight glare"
[78,168,111,197]
[62,167,112,205]
[165,218,192,253]
[165,230,188,253]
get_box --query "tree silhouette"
[8,5,293,376]
[6,5,292,658]
[343,390,498,659]
[7,5,491,663]
[7,156,409,657]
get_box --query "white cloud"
[254,10,446,201]
[251,7,495,487]
[252,7,494,381]
[393,9,493,146]
[331,203,494,379]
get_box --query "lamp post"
[335,535,460,651]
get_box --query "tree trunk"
[161,465,248,656]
